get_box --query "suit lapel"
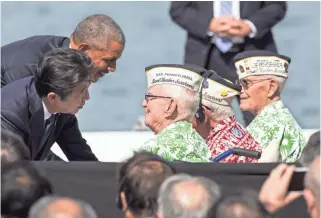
[27,79,46,159]
[240,1,246,18]
[36,114,60,160]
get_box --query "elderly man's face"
[239,76,272,115]
[142,85,172,132]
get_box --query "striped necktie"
[215,1,233,53]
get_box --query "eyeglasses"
[144,94,172,102]
[236,78,272,89]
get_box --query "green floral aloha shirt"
[247,101,306,163]
[139,120,212,162]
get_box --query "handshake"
[209,15,253,38]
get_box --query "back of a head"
[304,156,320,207]
[1,130,30,166]
[158,174,221,218]
[300,131,320,167]
[214,190,265,218]
[118,151,176,216]
[34,48,93,100]
[29,196,97,218]
[71,14,125,50]
[1,162,53,218]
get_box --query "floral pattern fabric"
[247,101,306,163]
[139,120,212,162]
[206,116,262,163]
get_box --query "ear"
[47,92,59,104]
[77,42,90,52]
[267,79,279,98]
[120,192,128,211]
[165,99,177,118]
[202,105,211,124]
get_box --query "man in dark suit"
[1,14,125,86]
[1,14,125,160]
[169,1,287,125]
[1,48,98,161]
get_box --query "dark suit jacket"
[1,35,70,87]
[169,1,287,80]
[1,77,98,161]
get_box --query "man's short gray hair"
[215,189,265,218]
[71,14,125,50]
[164,84,200,121]
[29,196,98,218]
[158,174,221,218]
[261,75,287,93]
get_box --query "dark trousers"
[205,44,255,126]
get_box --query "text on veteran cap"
[202,72,241,107]
[145,64,206,92]
[233,50,291,80]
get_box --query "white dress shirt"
[42,101,52,121]
[211,1,257,44]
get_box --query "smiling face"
[84,40,124,82]
[141,85,173,133]
[239,75,274,115]
[71,39,125,83]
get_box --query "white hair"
[29,196,98,218]
[163,84,200,121]
[261,75,287,93]
[208,104,234,122]
[158,174,221,218]
[202,98,235,122]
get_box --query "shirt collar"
[256,100,284,118]
[206,116,237,141]
[42,101,53,120]
[156,120,192,135]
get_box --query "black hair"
[34,48,93,100]
[117,151,176,217]
[1,162,53,218]
[1,130,30,166]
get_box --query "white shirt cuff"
[244,20,257,38]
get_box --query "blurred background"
[1,1,320,131]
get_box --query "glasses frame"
[144,94,172,102]
[236,78,272,89]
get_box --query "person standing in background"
[169,1,287,126]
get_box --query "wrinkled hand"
[227,19,252,37]
[209,15,236,37]
[259,164,302,213]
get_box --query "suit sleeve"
[56,115,98,161]
[246,2,287,39]
[169,1,212,40]
[1,109,27,138]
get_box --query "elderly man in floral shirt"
[139,64,212,162]
[234,50,306,162]
[191,71,262,163]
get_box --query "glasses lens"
[240,80,250,87]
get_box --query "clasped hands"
[209,15,251,38]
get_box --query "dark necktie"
[41,114,57,145]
